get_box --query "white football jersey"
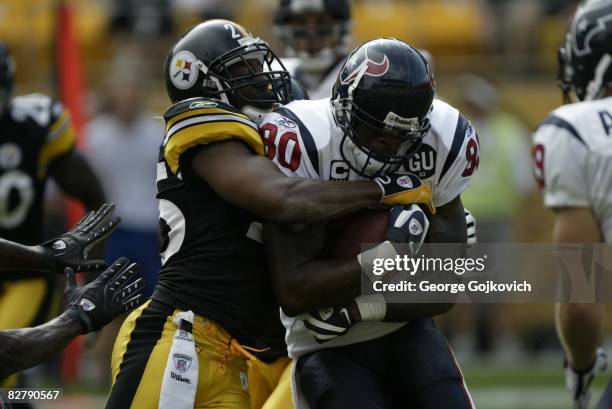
[533,96,612,242]
[260,98,479,358]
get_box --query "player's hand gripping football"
[42,203,121,273]
[64,257,145,334]
[565,348,608,409]
[357,204,429,282]
[303,306,356,344]
[375,173,435,214]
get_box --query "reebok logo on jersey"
[275,117,297,129]
[171,372,191,384]
[189,101,217,109]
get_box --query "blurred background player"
[1,203,119,274]
[274,0,351,99]
[453,73,533,356]
[532,1,612,408]
[0,41,106,395]
[85,49,161,299]
[83,47,163,385]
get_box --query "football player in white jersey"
[274,0,350,99]
[262,38,478,409]
[532,1,612,408]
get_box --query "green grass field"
[35,358,610,409]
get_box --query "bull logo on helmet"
[340,47,390,85]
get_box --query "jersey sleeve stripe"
[439,113,470,183]
[166,114,258,142]
[275,107,320,176]
[48,110,70,137]
[165,107,251,133]
[164,121,264,174]
[37,114,77,177]
[539,115,586,146]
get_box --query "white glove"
[565,348,608,409]
[465,209,476,247]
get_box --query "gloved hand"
[385,204,429,255]
[303,305,357,344]
[465,209,477,247]
[374,173,435,214]
[42,203,120,273]
[565,348,608,409]
[64,257,145,333]
[357,204,429,281]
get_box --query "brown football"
[325,209,389,259]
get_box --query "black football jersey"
[154,97,277,343]
[0,94,76,245]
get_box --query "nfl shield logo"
[173,353,193,373]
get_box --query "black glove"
[374,173,435,213]
[385,204,429,256]
[42,203,121,273]
[303,304,357,344]
[64,257,145,333]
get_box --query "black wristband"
[65,306,93,334]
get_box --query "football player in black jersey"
[106,20,437,409]
[0,42,106,391]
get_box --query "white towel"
[159,311,199,409]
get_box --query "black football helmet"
[332,38,434,177]
[165,19,291,111]
[0,42,14,115]
[558,0,612,102]
[274,0,351,73]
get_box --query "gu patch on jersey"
[169,50,199,90]
[404,144,436,179]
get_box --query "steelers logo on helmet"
[169,50,199,90]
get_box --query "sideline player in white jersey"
[532,1,612,408]
[262,38,478,409]
[273,0,351,99]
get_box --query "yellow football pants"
[248,356,294,409]
[108,299,251,409]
